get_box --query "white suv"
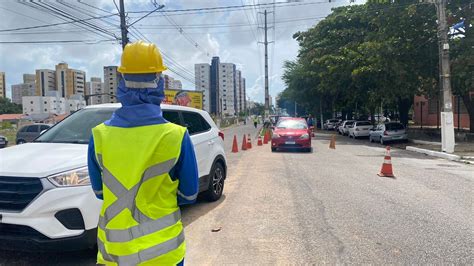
[0,103,227,251]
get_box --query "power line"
[0,9,117,32]
[0,39,116,44]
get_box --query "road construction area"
[1,124,472,265]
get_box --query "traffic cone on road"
[241,135,247,151]
[231,135,239,153]
[263,130,269,144]
[329,135,336,149]
[257,136,263,146]
[247,134,252,149]
[378,146,395,178]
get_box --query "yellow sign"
[163,89,203,109]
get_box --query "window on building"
[70,104,73,107]
[31,109,34,112]
[44,109,47,112]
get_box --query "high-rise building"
[103,66,119,103]
[196,57,247,116]
[55,63,86,98]
[86,77,104,105]
[172,80,182,90]
[243,78,247,112]
[195,63,211,112]
[12,83,36,105]
[236,70,242,115]
[23,74,36,84]
[0,72,5,98]
[210,57,220,115]
[35,69,56,96]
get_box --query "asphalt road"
[1,124,472,265]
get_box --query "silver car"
[369,122,408,145]
[0,135,8,148]
[338,120,355,135]
[16,124,51,144]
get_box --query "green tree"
[0,98,22,114]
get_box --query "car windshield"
[35,108,116,144]
[386,123,405,130]
[276,120,308,129]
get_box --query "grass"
[0,129,17,146]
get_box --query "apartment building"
[35,69,56,96]
[103,66,119,103]
[55,63,86,98]
[195,57,247,116]
[11,73,37,104]
[195,63,211,112]
[0,72,5,98]
[86,77,104,105]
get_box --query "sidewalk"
[406,140,474,164]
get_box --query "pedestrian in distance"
[253,116,258,128]
[88,41,199,266]
[307,114,314,127]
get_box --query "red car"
[271,118,312,152]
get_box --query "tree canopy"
[280,0,473,130]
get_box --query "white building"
[35,69,56,96]
[219,63,236,116]
[12,83,36,105]
[195,63,211,112]
[22,95,66,115]
[103,66,119,103]
[86,77,103,105]
[236,70,242,115]
[172,80,183,90]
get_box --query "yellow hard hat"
[118,41,167,74]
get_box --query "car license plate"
[285,141,296,145]
[393,136,401,139]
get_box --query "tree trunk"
[461,93,474,133]
[398,97,412,127]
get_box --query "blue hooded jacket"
[87,73,199,205]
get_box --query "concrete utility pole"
[259,10,273,119]
[119,0,129,49]
[434,0,455,153]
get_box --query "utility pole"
[433,0,455,153]
[294,101,297,117]
[119,0,128,49]
[259,10,273,119]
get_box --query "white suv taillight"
[218,131,224,141]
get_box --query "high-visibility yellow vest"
[92,122,187,266]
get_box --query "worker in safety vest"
[88,41,199,266]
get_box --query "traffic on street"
[0,0,473,265]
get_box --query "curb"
[406,146,461,162]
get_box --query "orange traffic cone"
[263,130,269,144]
[378,146,395,178]
[241,135,247,151]
[247,134,252,149]
[231,135,239,153]
[329,135,336,149]
[257,136,263,146]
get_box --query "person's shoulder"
[163,122,187,134]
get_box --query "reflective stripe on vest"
[96,154,183,263]
[98,231,185,266]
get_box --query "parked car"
[323,119,340,130]
[338,120,355,135]
[271,118,312,152]
[0,135,8,148]
[348,121,373,139]
[0,103,227,251]
[369,122,408,145]
[16,124,52,144]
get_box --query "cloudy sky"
[0,0,364,103]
